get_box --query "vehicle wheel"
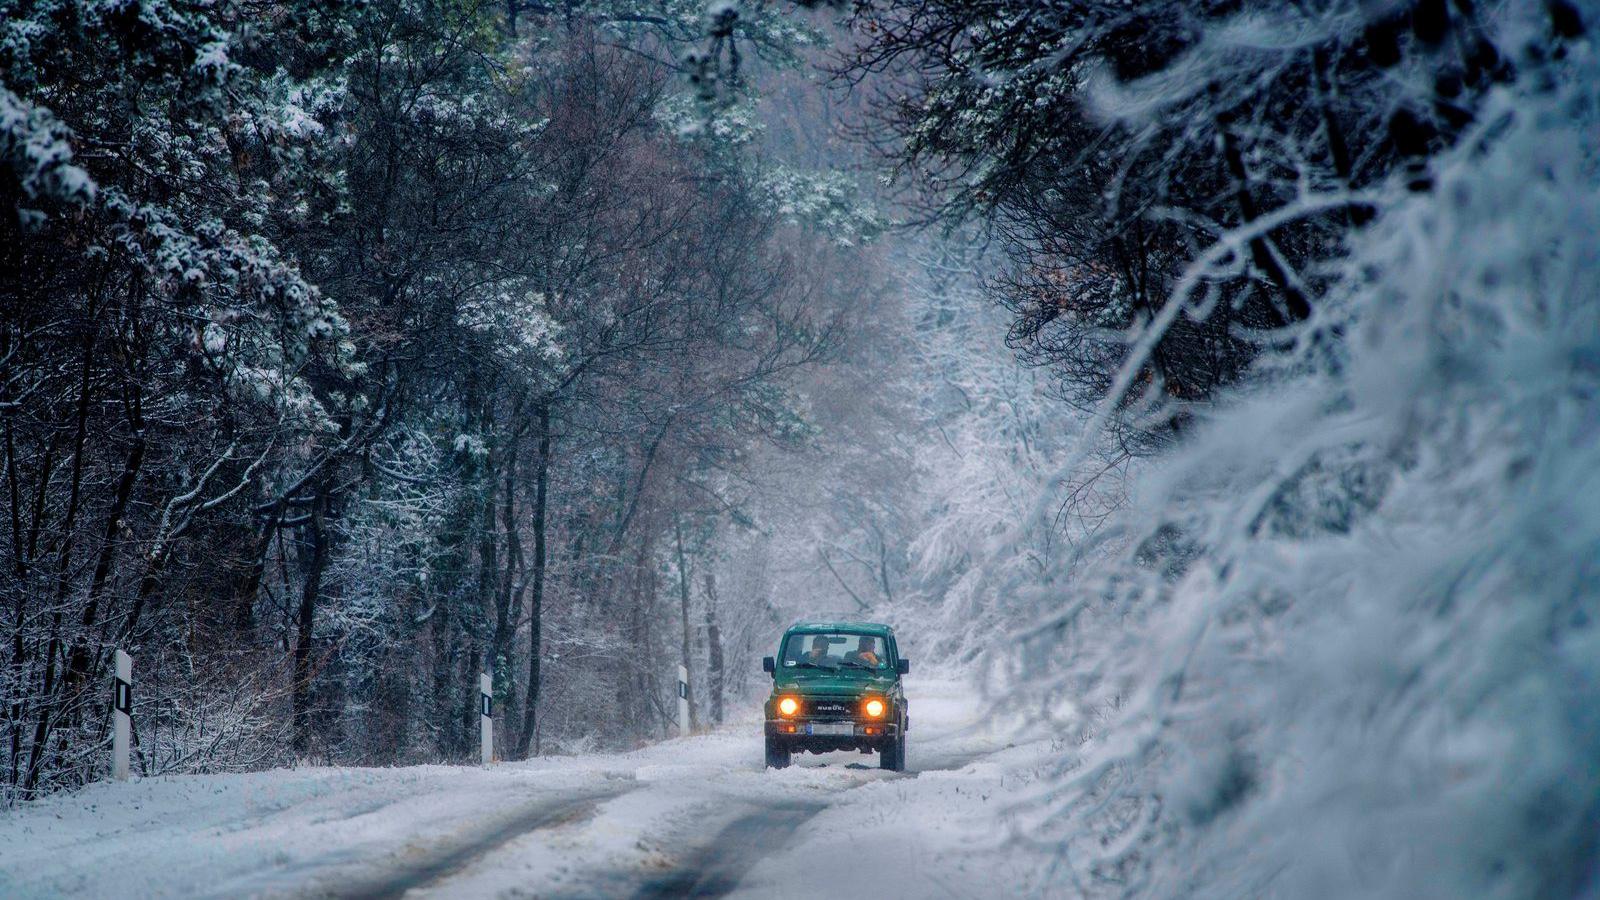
[765,736,791,769]
[880,734,905,772]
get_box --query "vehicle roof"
[784,620,895,638]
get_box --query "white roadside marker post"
[480,672,493,766]
[112,649,132,781]
[676,664,690,737]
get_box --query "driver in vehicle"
[801,635,831,665]
[848,636,882,667]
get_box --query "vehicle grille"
[805,699,854,720]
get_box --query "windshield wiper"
[792,661,832,670]
[836,659,874,670]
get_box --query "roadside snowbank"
[0,753,629,898]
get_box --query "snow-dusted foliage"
[861,242,1083,662]
[1,0,867,797]
[0,87,93,209]
[0,0,372,799]
[985,17,1600,900]
[758,165,883,245]
[823,0,1600,893]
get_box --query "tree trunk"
[475,433,499,661]
[227,523,276,637]
[5,415,52,788]
[465,646,481,757]
[430,585,455,756]
[63,424,145,701]
[703,571,724,726]
[292,493,330,756]
[673,515,695,731]
[22,332,95,796]
[639,536,659,734]
[490,402,525,728]
[514,400,550,758]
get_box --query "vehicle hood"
[771,670,897,696]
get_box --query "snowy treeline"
[0,0,893,799]
[843,1,1599,896]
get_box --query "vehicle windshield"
[780,632,891,672]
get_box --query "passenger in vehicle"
[849,636,881,667]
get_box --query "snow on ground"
[0,750,632,898]
[731,737,1060,900]
[0,677,1051,899]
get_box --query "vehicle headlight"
[777,696,800,717]
[863,698,886,719]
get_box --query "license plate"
[807,722,854,736]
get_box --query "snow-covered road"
[0,678,1050,899]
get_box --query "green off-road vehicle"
[761,621,910,771]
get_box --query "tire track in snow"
[631,801,828,899]
[627,749,992,899]
[304,782,633,900]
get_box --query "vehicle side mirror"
[896,659,910,675]
[763,656,775,674]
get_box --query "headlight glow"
[777,696,799,717]
[864,698,886,718]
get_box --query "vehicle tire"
[765,736,791,769]
[880,734,905,772]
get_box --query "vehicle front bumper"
[764,718,900,752]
